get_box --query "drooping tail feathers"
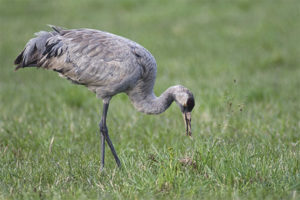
[14,25,63,71]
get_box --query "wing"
[42,28,142,89]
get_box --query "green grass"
[0,0,300,199]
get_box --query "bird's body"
[15,26,195,169]
[16,27,158,112]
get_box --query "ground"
[0,0,299,199]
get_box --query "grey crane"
[14,25,195,169]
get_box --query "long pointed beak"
[183,112,192,136]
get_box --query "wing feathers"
[15,27,154,95]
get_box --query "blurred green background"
[0,0,299,199]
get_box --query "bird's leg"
[99,102,121,169]
[100,128,105,171]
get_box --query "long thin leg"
[100,132,105,171]
[99,102,121,169]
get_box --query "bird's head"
[173,86,195,136]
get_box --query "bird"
[14,25,195,169]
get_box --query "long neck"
[128,86,177,115]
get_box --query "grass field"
[0,0,300,199]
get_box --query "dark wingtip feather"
[43,42,58,57]
[14,50,25,71]
[14,50,24,65]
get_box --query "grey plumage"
[14,25,195,169]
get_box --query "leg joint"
[99,121,108,133]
